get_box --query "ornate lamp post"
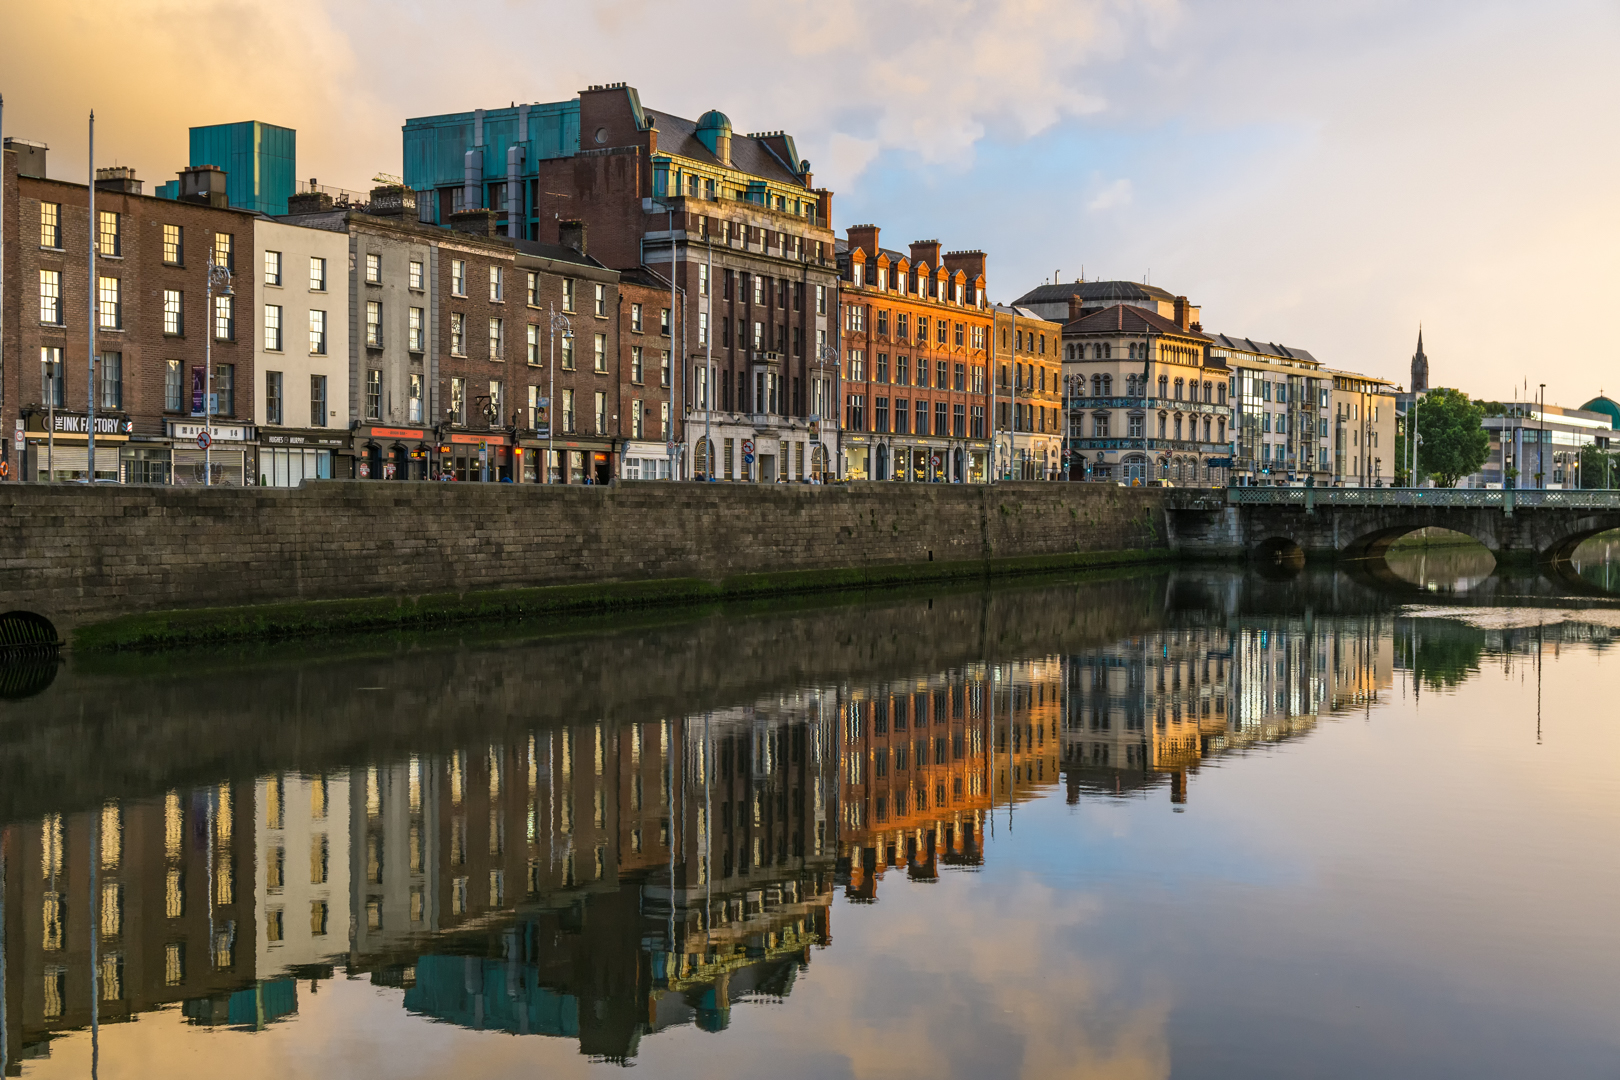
[548,306,572,483]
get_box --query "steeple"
[1411,326,1429,394]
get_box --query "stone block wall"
[0,480,1170,630]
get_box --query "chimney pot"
[559,219,587,256]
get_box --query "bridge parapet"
[1225,487,1620,509]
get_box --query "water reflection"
[1,566,1617,1076]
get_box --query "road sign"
[743,454,755,465]
[742,439,755,456]
[196,430,212,450]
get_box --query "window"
[99,211,121,257]
[699,263,709,296]
[165,359,182,412]
[955,322,964,346]
[816,284,827,314]
[489,317,503,359]
[163,224,183,265]
[264,304,283,350]
[1094,412,1111,437]
[309,256,326,291]
[39,270,61,324]
[660,401,669,437]
[661,308,671,335]
[450,377,467,424]
[847,349,865,381]
[363,252,380,284]
[489,265,502,301]
[411,260,425,290]
[915,399,929,435]
[452,259,467,296]
[937,359,949,387]
[212,231,232,270]
[265,250,282,286]
[936,320,947,345]
[215,363,235,415]
[699,311,708,345]
[98,276,122,329]
[954,363,965,391]
[660,350,671,388]
[99,352,122,410]
[450,312,465,355]
[562,388,575,432]
[266,371,283,424]
[164,290,183,335]
[594,282,606,316]
[632,303,643,332]
[936,401,948,437]
[366,370,381,420]
[875,353,889,384]
[561,333,575,370]
[632,346,644,383]
[953,402,965,436]
[366,301,382,347]
[409,373,423,423]
[311,375,327,426]
[562,278,576,312]
[972,404,985,438]
[593,333,607,372]
[309,310,326,354]
[753,321,764,349]
[410,307,425,352]
[41,347,64,407]
[632,397,644,438]
[526,323,540,365]
[40,202,61,248]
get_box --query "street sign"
[742,438,755,456]
[196,431,212,450]
[743,454,755,465]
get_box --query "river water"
[2,548,1618,1079]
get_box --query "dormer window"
[853,263,864,287]
[877,267,887,291]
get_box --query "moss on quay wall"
[70,547,1176,652]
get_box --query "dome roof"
[696,110,732,135]
[1581,395,1620,429]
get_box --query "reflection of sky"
[18,635,1620,1079]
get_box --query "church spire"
[1411,325,1429,394]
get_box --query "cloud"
[1089,178,1135,213]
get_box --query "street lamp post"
[549,305,572,483]
[817,340,841,482]
[203,257,233,486]
[1539,382,1546,489]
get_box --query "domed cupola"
[695,110,732,166]
[1580,395,1620,430]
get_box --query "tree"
[1580,443,1619,488]
[1414,388,1490,487]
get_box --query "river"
[1,548,1617,1078]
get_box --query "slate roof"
[1206,332,1319,366]
[1015,280,1177,307]
[646,109,806,188]
[1064,303,1210,340]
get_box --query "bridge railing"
[1224,487,1620,509]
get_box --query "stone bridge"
[1167,487,1620,566]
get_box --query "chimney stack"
[368,184,417,217]
[1068,293,1084,323]
[559,219,587,256]
[1174,295,1191,331]
[94,166,142,195]
[846,224,879,257]
[448,209,499,237]
[177,164,228,207]
[3,137,48,179]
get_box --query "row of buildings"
[0,85,1409,488]
[0,615,1395,1066]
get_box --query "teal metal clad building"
[402,101,583,235]
[155,121,296,215]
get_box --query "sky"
[4,0,1618,402]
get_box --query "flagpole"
[87,111,96,483]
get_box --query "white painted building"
[253,217,351,485]
[255,772,351,977]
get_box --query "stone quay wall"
[0,481,1172,638]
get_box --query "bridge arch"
[1340,522,1495,562]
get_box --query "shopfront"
[169,421,254,486]
[442,433,514,482]
[260,431,346,487]
[356,426,433,480]
[621,440,674,480]
[21,410,129,482]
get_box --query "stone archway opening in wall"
[876,443,889,481]
[1376,528,1497,593]
[1254,536,1307,576]
[954,447,964,483]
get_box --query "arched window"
[1102,374,1112,396]
[1203,381,1213,403]
[1217,384,1227,405]
[1173,414,1183,440]
[1158,375,1169,398]
[1091,374,1102,396]
[1103,343,1112,359]
[1174,378,1184,400]
[1157,413,1167,438]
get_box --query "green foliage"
[1580,443,1620,488]
[1397,619,1486,691]
[1415,388,1491,487]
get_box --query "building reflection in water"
[0,613,1425,1070]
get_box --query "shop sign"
[41,412,132,436]
[171,421,250,443]
[367,427,426,440]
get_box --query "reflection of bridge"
[1170,488,1620,565]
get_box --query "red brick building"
[2,141,258,483]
